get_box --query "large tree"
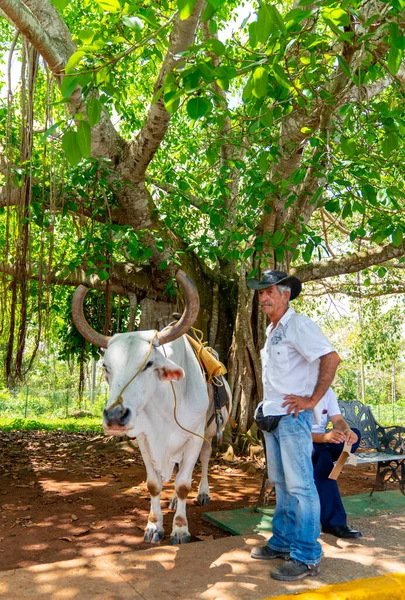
[1,0,405,429]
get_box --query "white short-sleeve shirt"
[261,307,335,416]
[312,388,341,433]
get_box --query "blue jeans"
[312,428,361,528]
[263,411,322,565]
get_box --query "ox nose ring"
[103,406,131,428]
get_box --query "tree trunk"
[228,266,263,435]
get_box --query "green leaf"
[275,247,284,262]
[260,110,273,127]
[341,202,352,219]
[337,55,351,78]
[209,0,226,8]
[388,46,402,75]
[205,38,225,56]
[98,269,109,281]
[256,4,277,44]
[77,121,91,158]
[392,228,403,247]
[268,4,287,35]
[65,51,85,74]
[285,8,313,24]
[330,8,350,26]
[209,19,217,34]
[252,67,269,98]
[394,36,405,50]
[164,90,182,114]
[150,85,165,104]
[198,62,216,82]
[248,21,258,48]
[258,152,269,173]
[272,64,291,89]
[86,97,103,128]
[78,73,92,88]
[60,75,79,98]
[51,0,70,10]
[382,132,398,158]
[201,1,216,22]
[39,121,64,144]
[216,78,229,91]
[62,131,82,166]
[244,247,255,259]
[341,137,356,156]
[206,147,217,165]
[178,0,196,20]
[77,28,95,44]
[242,77,253,102]
[293,168,306,185]
[122,16,144,30]
[94,0,121,12]
[377,267,387,278]
[322,7,350,28]
[272,230,285,246]
[186,97,211,119]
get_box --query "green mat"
[203,490,405,536]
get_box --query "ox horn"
[157,270,200,346]
[71,286,112,349]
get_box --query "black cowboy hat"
[247,270,302,300]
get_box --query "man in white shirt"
[248,270,340,581]
[312,388,361,538]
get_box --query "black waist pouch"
[254,404,283,433]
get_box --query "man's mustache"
[260,302,273,307]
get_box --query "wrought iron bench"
[338,399,405,495]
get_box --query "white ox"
[72,270,231,544]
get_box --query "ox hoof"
[144,527,164,544]
[170,533,191,545]
[169,495,177,511]
[195,492,210,506]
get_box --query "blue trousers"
[264,411,322,565]
[312,428,361,528]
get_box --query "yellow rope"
[161,344,210,445]
[168,380,210,445]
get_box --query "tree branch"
[292,240,405,282]
[128,0,206,182]
[0,259,156,296]
[0,0,71,73]
[150,179,203,210]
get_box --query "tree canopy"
[1,0,405,426]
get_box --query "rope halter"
[107,331,158,413]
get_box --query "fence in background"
[0,388,404,426]
[371,403,405,427]
[0,386,109,420]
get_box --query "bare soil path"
[0,430,381,571]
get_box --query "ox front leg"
[137,437,165,544]
[170,453,199,544]
[144,476,165,543]
[195,438,212,506]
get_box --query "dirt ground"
[0,430,385,572]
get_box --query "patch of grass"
[0,416,103,433]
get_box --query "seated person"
[312,389,362,539]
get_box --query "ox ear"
[156,357,185,382]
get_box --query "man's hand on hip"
[282,395,315,418]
